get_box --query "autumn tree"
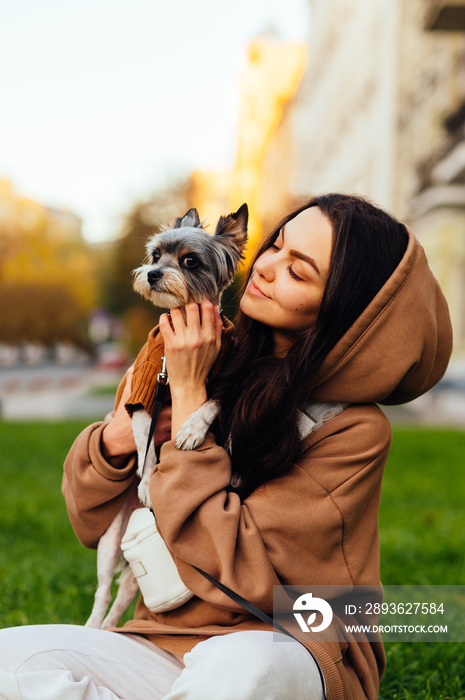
[0,193,96,350]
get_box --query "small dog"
[85,204,248,629]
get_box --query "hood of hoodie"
[309,226,453,406]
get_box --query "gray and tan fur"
[86,204,248,630]
[133,205,248,309]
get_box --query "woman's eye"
[152,250,160,262]
[182,255,199,269]
[288,265,304,281]
[270,244,280,251]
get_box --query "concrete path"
[0,365,122,420]
[1,364,465,428]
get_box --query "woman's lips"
[247,279,270,299]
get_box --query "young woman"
[0,194,452,699]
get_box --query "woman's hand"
[159,300,223,439]
[101,365,172,466]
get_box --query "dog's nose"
[147,270,163,285]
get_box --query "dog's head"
[133,204,248,308]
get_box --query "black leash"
[140,355,169,479]
[193,565,298,638]
[193,565,328,698]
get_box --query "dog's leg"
[175,399,219,451]
[91,410,155,629]
[101,563,140,629]
[132,409,157,508]
[85,500,134,628]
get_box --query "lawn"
[0,420,464,698]
[378,426,465,699]
[0,420,101,627]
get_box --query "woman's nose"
[255,253,275,281]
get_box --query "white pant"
[0,625,325,700]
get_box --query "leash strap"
[140,356,169,479]
[193,565,327,698]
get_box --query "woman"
[0,194,452,699]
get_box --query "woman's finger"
[214,306,223,350]
[185,302,202,334]
[170,307,188,336]
[198,300,216,337]
[158,313,174,342]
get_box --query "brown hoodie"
[63,227,452,700]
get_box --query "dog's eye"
[152,250,160,263]
[181,255,199,269]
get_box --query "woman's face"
[240,206,333,354]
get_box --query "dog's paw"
[175,400,219,450]
[175,420,206,451]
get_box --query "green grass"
[0,419,137,628]
[86,383,120,397]
[0,420,99,626]
[378,426,465,699]
[0,420,464,697]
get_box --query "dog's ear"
[214,203,248,254]
[174,208,202,229]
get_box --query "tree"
[0,198,96,349]
[0,283,90,347]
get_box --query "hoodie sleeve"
[149,403,392,612]
[62,420,137,548]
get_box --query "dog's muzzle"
[147,270,163,286]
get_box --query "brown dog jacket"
[124,316,234,417]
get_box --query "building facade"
[230,37,307,259]
[264,0,465,357]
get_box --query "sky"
[0,0,309,242]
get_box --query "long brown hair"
[210,194,409,497]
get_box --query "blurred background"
[1,0,465,423]
[2,7,465,697]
